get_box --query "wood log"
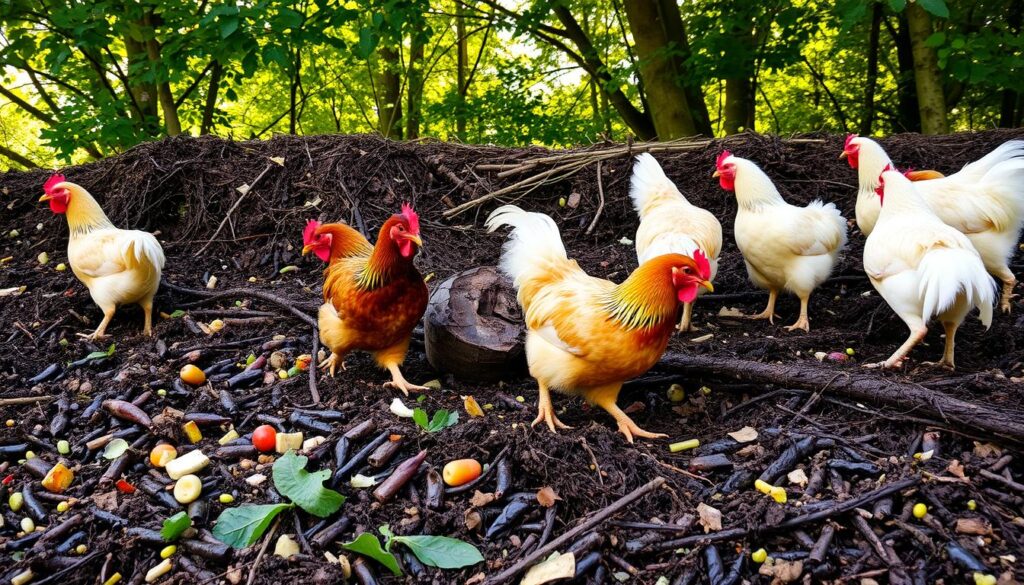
[424,266,526,382]
[656,353,1024,444]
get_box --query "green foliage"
[160,511,191,542]
[212,503,292,549]
[271,450,345,517]
[342,533,402,576]
[412,408,458,433]
[380,525,484,569]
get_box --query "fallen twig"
[585,160,605,235]
[483,476,666,585]
[0,396,55,407]
[195,162,275,256]
[162,280,317,328]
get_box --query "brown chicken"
[302,204,428,394]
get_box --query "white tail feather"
[957,140,1024,181]
[629,153,684,216]
[121,231,166,272]
[486,205,568,289]
[917,248,995,328]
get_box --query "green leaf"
[427,410,458,432]
[161,511,191,542]
[342,533,401,576]
[925,32,946,48]
[918,0,949,18]
[168,309,185,318]
[412,408,429,431]
[272,450,345,517]
[355,26,378,59]
[393,535,484,569]
[84,343,117,362]
[219,16,239,39]
[888,0,907,11]
[212,503,292,549]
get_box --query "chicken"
[715,151,847,332]
[486,205,713,443]
[301,204,428,395]
[39,175,165,339]
[629,153,722,332]
[863,167,994,369]
[843,135,1024,312]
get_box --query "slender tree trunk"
[722,16,755,135]
[122,34,159,133]
[887,15,921,132]
[1001,0,1022,127]
[200,61,222,135]
[905,4,947,134]
[406,21,425,140]
[142,13,180,136]
[456,4,469,141]
[377,44,403,139]
[655,0,712,136]
[290,46,302,135]
[622,0,697,139]
[860,2,882,134]
[0,145,39,169]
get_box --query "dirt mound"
[1,130,1023,584]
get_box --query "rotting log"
[424,266,526,382]
[656,353,1024,444]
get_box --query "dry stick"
[162,280,318,328]
[308,324,321,405]
[195,162,275,256]
[585,160,605,236]
[246,517,281,585]
[0,396,55,407]
[482,476,666,585]
[978,468,1024,493]
[656,353,1024,444]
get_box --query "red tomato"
[252,425,277,452]
[115,479,136,494]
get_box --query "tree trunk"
[622,0,699,139]
[200,61,222,135]
[860,2,882,134]
[377,44,403,139]
[456,4,469,141]
[722,16,755,135]
[888,15,921,132]
[290,46,302,135]
[0,145,39,169]
[905,4,948,134]
[406,21,425,140]
[654,0,712,136]
[122,34,159,133]
[142,13,180,136]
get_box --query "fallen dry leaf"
[728,426,758,443]
[946,459,966,479]
[956,517,991,535]
[697,502,722,533]
[463,395,485,418]
[521,552,575,585]
[464,509,483,531]
[973,441,1003,459]
[537,486,561,508]
[787,468,809,487]
[470,490,496,508]
[758,558,803,583]
[269,156,285,166]
[736,444,766,458]
[718,306,745,318]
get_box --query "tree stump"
[424,266,526,382]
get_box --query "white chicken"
[863,167,994,369]
[40,175,165,339]
[715,151,847,332]
[629,153,722,332]
[843,135,1024,312]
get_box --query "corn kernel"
[160,545,177,559]
[75,544,87,554]
[144,559,172,583]
[56,501,70,513]
[25,451,35,459]
[219,493,235,504]
[9,492,24,512]
[101,573,122,585]
[751,548,768,564]
[21,517,35,533]
[182,421,203,444]
[967,499,977,511]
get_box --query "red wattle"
[678,285,698,304]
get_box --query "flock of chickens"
[38,135,1024,443]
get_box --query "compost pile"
[1,129,1024,585]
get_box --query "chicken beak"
[700,280,714,293]
[711,170,720,178]
[407,234,423,247]
[39,193,53,202]
[301,244,313,256]
[839,151,848,159]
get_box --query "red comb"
[302,219,321,245]
[43,174,65,194]
[844,134,858,150]
[693,249,711,280]
[400,202,420,235]
[715,151,732,169]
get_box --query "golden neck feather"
[604,256,681,330]
[65,184,114,235]
[357,231,413,290]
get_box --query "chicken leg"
[141,297,155,337]
[677,302,695,333]
[925,321,958,369]
[993,265,1017,313]
[532,382,572,432]
[588,384,666,443]
[79,305,115,340]
[867,324,928,369]
[745,289,779,323]
[784,294,811,332]
[375,340,428,396]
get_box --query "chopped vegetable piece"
[150,444,178,468]
[144,559,172,583]
[165,449,210,480]
[218,429,239,445]
[252,425,277,452]
[179,365,206,386]
[275,431,303,454]
[442,459,481,487]
[182,421,203,444]
[173,475,202,504]
[41,462,74,493]
[115,479,136,494]
[160,545,177,559]
[669,439,700,453]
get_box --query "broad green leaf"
[272,450,345,517]
[925,32,946,48]
[168,309,185,318]
[428,410,458,432]
[212,503,292,549]
[918,0,949,18]
[888,0,907,11]
[342,533,401,576]
[394,535,484,569]
[161,511,191,542]
[412,408,429,430]
[219,16,239,39]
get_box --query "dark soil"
[1,130,1023,584]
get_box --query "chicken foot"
[744,289,779,323]
[383,364,430,396]
[922,321,958,369]
[866,325,928,369]
[532,383,572,432]
[784,294,811,332]
[994,265,1017,313]
[141,297,154,337]
[677,302,696,333]
[589,384,666,444]
[318,353,347,376]
[77,306,115,340]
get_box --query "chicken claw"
[615,418,668,444]
[383,379,430,396]
[784,316,810,332]
[532,384,572,433]
[318,353,346,377]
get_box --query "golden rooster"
[302,204,428,395]
[39,175,165,339]
[629,153,722,332]
[864,167,994,369]
[487,205,713,443]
